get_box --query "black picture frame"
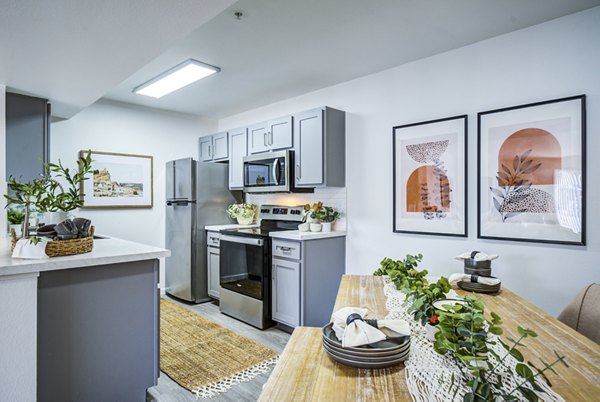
[477,95,586,245]
[392,115,468,237]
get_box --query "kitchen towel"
[332,307,411,348]
[448,273,501,288]
[12,237,49,259]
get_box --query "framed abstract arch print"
[478,95,586,245]
[393,115,467,237]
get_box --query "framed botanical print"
[478,95,586,245]
[80,150,154,208]
[393,115,468,237]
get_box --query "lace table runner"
[381,278,564,402]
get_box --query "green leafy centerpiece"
[373,254,567,401]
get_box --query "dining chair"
[558,283,600,344]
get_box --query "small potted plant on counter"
[303,202,323,232]
[227,203,257,225]
[316,206,340,232]
[7,208,25,237]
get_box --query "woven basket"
[10,226,95,257]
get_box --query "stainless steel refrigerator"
[165,158,241,303]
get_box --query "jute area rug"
[160,298,278,398]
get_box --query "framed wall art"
[478,95,586,245]
[393,115,468,237]
[80,150,154,208]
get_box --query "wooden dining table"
[258,275,600,401]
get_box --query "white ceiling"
[2,1,599,120]
[0,0,236,118]
[104,0,600,119]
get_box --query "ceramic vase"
[321,222,332,232]
[309,223,322,232]
[237,216,254,225]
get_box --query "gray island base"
[0,236,169,402]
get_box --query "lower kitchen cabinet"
[272,258,300,326]
[207,231,221,299]
[271,236,345,328]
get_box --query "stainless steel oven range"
[219,205,304,329]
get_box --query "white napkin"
[12,237,49,259]
[455,251,498,261]
[449,273,501,288]
[331,307,411,348]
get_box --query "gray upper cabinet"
[199,132,228,162]
[249,115,293,154]
[293,107,345,187]
[228,127,248,189]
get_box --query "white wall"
[0,85,6,236]
[51,100,217,286]
[218,7,600,316]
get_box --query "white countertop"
[269,230,346,241]
[0,236,170,278]
[205,224,259,232]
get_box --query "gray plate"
[323,335,410,357]
[323,341,409,363]
[322,323,410,352]
[323,345,408,368]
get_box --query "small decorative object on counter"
[7,208,25,237]
[226,203,257,225]
[10,218,95,258]
[298,222,310,232]
[4,151,92,237]
[316,206,341,232]
[303,202,323,224]
[309,223,322,232]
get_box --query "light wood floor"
[147,296,290,402]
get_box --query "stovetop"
[221,221,300,239]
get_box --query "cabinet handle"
[264,133,268,147]
[296,164,301,179]
[208,145,212,158]
[214,143,217,157]
[268,131,273,145]
[277,246,293,254]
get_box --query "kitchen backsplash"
[245,187,347,231]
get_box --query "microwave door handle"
[272,159,279,185]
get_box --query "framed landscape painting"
[478,95,586,245]
[393,115,467,237]
[80,151,153,208]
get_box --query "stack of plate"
[321,323,410,369]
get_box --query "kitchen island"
[0,236,169,402]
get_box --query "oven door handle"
[220,234,264,246]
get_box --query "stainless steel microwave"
[243,150,311,193]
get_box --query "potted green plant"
[316,206,341,232]
[303,202,323,231]
[7,208,25,237]
[226,203,257,225]
[5,151,93,236]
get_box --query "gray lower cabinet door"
[293,108,324,186]
[207,246,220,299]
[228,128,248,189]
[272,258,300,327]
[248,122,269,154]
[199,136,213,161]
[212,132,228,161]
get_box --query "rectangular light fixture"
[133,59,220,98]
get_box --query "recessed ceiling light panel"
[133,59,220,98]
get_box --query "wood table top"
[259,275,600,401]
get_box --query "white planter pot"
[321,222,332,232]
[309,223,322,232]
[298,223,310,232]
[237,216,254,225]
[43,211,69,225]
[425,323,439,342]
[9,224,22,237]
[306,215,319,224]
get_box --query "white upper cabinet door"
[248,122,269,154]
[199,136,213,161]
[228,127,247,189]
[294,109,323,186]
[212,132,228,161]
[268,115,293,151]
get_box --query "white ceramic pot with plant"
[309,223,322,232]
[226,203,257,225]
[7,208,25,237]
[298,223,310,232]
[316,206,340,233]
[303,202,322,224]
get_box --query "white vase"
[309,223,322,232]
[425,323,439,342]
[9,224,21,237]
[237,216,254,225]
[43,211,69,225]
[321,222,332,232]
[298,223,310,232]
[306,215,319,224]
